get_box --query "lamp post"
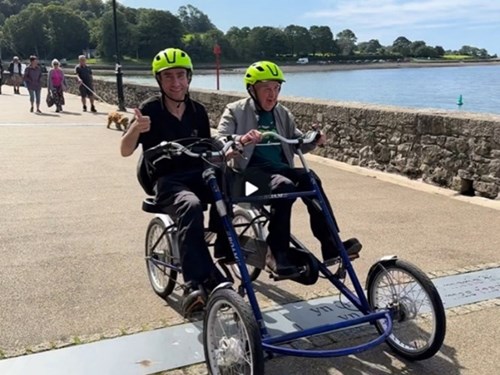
[112,0,126,111]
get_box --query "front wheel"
[204,288,264,374]
[145,218,178,299]
[366,259,446,360]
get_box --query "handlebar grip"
[314,131,321,141]
[144,141,170,160]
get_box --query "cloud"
[304,0,500,31]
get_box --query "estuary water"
[100,64,500,115]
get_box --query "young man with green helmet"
[121,48,229,315]
[217,60,361,276]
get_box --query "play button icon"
[230,168,271,200]
[245,181,259,196]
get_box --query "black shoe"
[324,238,362,267]
[266,250,297,276]
[83,105,87,112]
[214,238,234,263]
[90,105,97,113]
[181,285,206,317]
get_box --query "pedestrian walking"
[8,56,23,94]
[23,55,43,113]
[75,55,97,112]
[47,59,67,112]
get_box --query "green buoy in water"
[457,94,463,106]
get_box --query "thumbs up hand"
[131,108,150,133]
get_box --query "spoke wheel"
[367,259,446,360]
[145,218,177,299]
[204,288,264,375]
[231,209,263,281]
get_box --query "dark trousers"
[156,171,227,286]
[259,167,339,260]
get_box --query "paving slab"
[0,89,499,374]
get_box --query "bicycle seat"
[142,198,164,214]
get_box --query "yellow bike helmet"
[152,48,193,76]
[244,61,285,87]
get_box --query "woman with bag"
[47,59,67,112]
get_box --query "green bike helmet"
[152,48,193,76]
[244,61,285,87]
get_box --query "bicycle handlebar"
[143,137,237,166]
[259,130,320,145]
[143,130,320,167]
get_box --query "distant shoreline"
[198,60,500,75]
[84,59,500,77]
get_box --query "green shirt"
[248,111,288,170]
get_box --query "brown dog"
[107,111,130,131]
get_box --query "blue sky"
[120,0,500,55]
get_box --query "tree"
[459,45,489,58]
[0,0,43,18]
[45,5,89,58]
[434,46,445,57]
[359,39,383,54]
[178,4,215,33]
[309,26,334,55]
[410,40,426,57]
[284,25,311,56]
[247,26,288,59]
[335,29,357,56]
[65,0,104,19]
[391,36,411,57]
[416,46,438,58]
[226,26,251,60]
[135,9,183,59]
[96,9,131,60]
[1,3,49,58]
[183,29,226,63]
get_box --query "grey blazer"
[217,97,316,171]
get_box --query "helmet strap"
[247,86,262,110]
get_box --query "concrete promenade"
[0,89,499,374]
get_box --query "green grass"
[443,54,474,60]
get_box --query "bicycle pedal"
[268,269,302,281]
[349,253,360,261]
[324,251,361,268]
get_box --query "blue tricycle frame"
[142,132,446,374]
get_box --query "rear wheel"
[367,259,446,360]
[204,288,264,374]
[231,209,263,281]
[145,218,178,299]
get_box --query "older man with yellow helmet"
[217,60,361,276]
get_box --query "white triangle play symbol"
[245,181,258,196]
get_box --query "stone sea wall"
[65,76,500,199]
